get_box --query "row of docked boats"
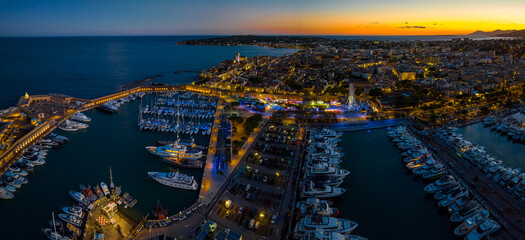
[389,126,500,239]
[0,133,68,200]
[294,128,366,240]
[68,181,120,209]
[154,92,217,107]
[97,92,144,113]
[483,114,525,143]
[138,93,217,135]
[436,127,525,206]
[139,118,213,135]
[141,105,216,118]
[58,119,89,132]
[42,169,125,240]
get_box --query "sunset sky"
[0,0,523,36]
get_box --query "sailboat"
[42,212,72,240]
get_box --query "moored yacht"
[146,140,204,160]
[58,213,82,227]
[294,215,357,237]
[62,206,84,218]
[454,209,490,237]
[0,187,14,200]
[464,219,500,240]
[424,175,456,193]
[148,171,199,190]
[301,181,345,198]
[298,198,339,217]
[100,182,110,196]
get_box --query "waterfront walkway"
[326,118,409,132]
[199,103,223,205]
[199,104,265,205]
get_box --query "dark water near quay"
[0,36,296,109]
[458,122,525,170]
[335,128,454,239]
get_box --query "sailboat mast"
[176,95,180,160]
[109,166,114,189]
[52,212,58,240]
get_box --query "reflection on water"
[459,122,525,170]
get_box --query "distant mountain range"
[465,29,524,38]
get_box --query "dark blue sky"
[0,0,523,36]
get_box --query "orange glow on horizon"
[242,4,525,36]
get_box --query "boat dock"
[120,192,138,208]
[327,118,410,132]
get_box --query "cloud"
[371,22,380,24]
[398,26,427,29]
[405,22,409,24]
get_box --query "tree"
[244,114,263,134]
[355,87,364,96]
[231,101,240,109]
[368,88,383,98]
[480,106,490,114]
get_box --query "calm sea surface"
[0,36,296,109]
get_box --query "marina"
[0,95,207,239]
[334,128,455,239]
[293,128,366,239]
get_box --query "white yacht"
[454,210,490,237]
[306,163,350,179]
[148,171,199,190]
[464,219,500,240]
[294,215,357,237]
[298,198,339,217]
[302,181,345,198]
[0,187,14,200]
[146,140,204,160]
[58,213,82,227]
[424,175,455,193]
[100,182,110,196]
[71,112,91,123]
[69,190,88,206]
[62,206,84,218]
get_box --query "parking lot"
[208,124,302,238]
